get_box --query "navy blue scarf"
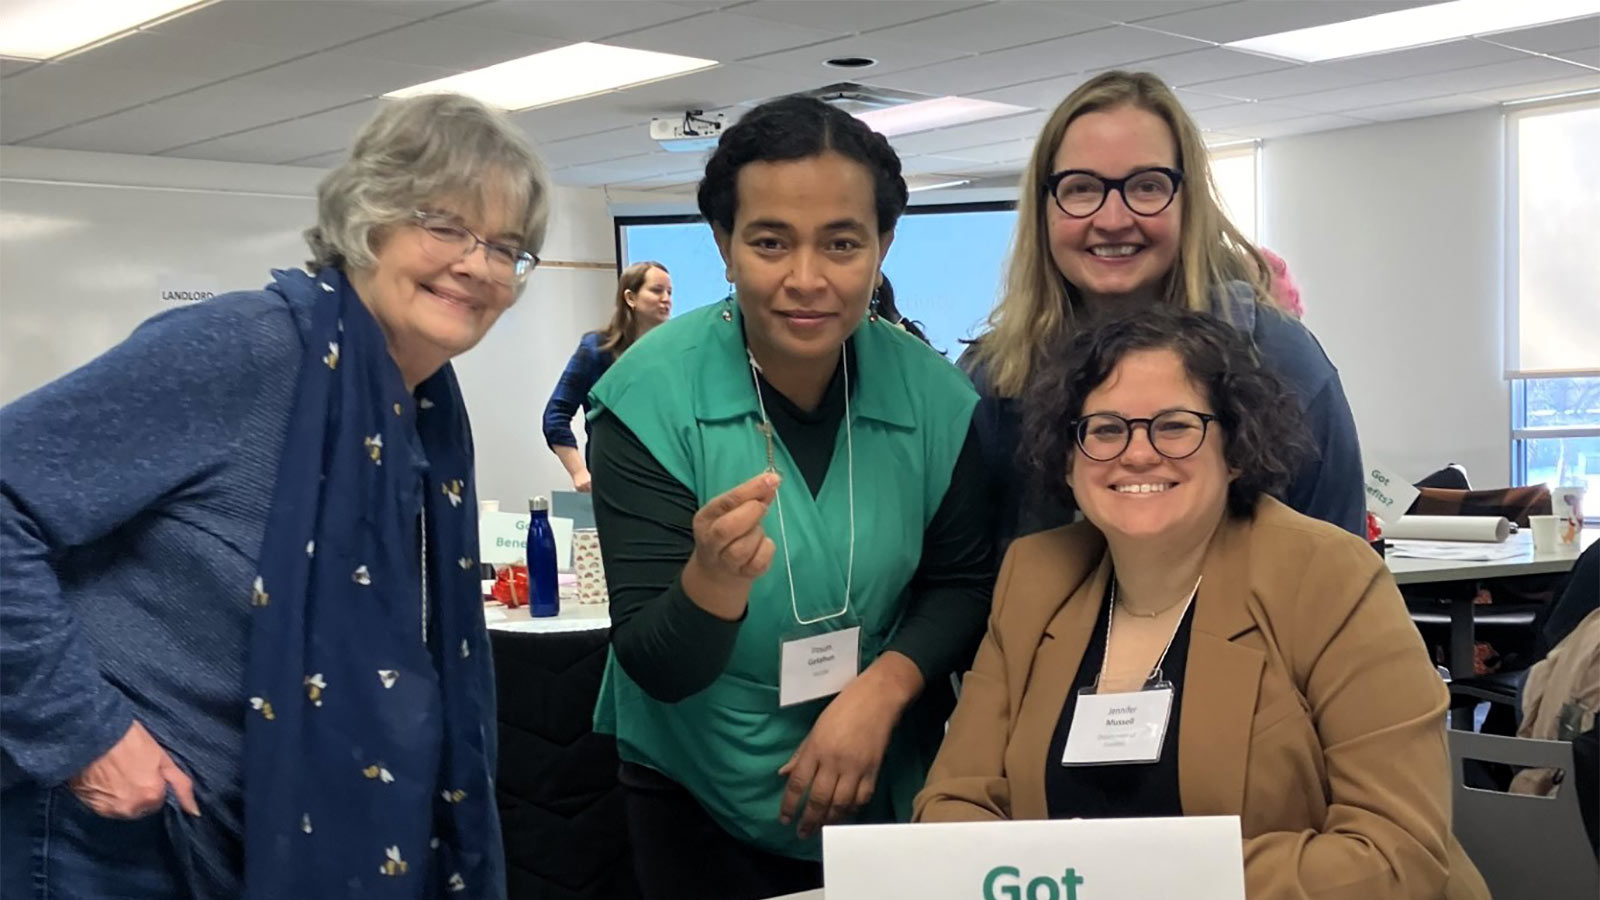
[242,268,502,899]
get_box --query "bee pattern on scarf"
[304,673,326,707]
[379,846,407,876]
[362,764,395,784]
[301,814,313,834]
[250,576,270,607]
[448,873,466,892]
[440,789,466,804]
[377,669,399,689]
[441,479,464,508]
[352,565,372,586]
[457,557,474,570]
[364,434,383,465]
[323,342,340,370]
[249,697,275,720]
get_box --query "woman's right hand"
[681,472,781,620]
[69,719,200,818]
[571,468,592,493]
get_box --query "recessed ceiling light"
[825,56,878,69]
[385,43,718,111]
[855,96,1031,137]
[1227,0,1600,63]
[0,0,214,61]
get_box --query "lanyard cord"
[1098,575,1201,689]
[747,348,854,626]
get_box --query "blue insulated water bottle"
[527,496,560,618]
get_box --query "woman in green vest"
[587,95,995,900]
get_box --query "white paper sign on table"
[823,816,1244,900]
[477,510,572,568]
[1364,461,1421,524]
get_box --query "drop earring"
[868,285,880,323]
[721,283,734,322]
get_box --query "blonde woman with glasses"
[964,71,1364,553]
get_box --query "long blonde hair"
[975,70,1273,397]
[596,260,669,355]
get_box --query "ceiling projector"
[650,110,726,151]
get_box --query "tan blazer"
[915,498,1489,900]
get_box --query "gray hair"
[305,93,551,282]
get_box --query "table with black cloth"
[487,604,641,900]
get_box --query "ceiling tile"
[1124,48,1295,87]
[554,152,695,187]
[336,20,565,71]
[889,112,1047,156]
[286,149,351,169]
[608,11,846,60]
[0,62,203,141]
[1186,63,1374,100]
[1134,1,1420,43]
[871,3,1109,54]
[1175,87,1250,110]
[226,54,461,102]
[899,153,993,175]
[49,31,292,83]
[738,1,982,33]
[875,26,1209,96]
[1195,101,1320,130]
[1355,94,1498,122]
[969,74,1085,111]
[1478,17,1600,54]
[511,102,651,144]
[932,136,1038,164]
[437,1,712,42]
[1002,2,1230,24]
[145,0,426,51]
[1471,72,1600,102]
[604,63,821,114]
[158,100,384,164]
[1314,39,1527,80]
[741,34,969,78]
[538,125,660,169]
[1229,113,1368,139]
[1289,57,1589,113]
[1550,47,1600,67]
[18,90,309,156]
[0,58,40,77]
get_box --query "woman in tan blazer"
[916,307,1488,900]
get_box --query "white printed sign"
[1364,461,1420,524]
[157,274,220,303]
[823,817,1245,900]
[478,510,573,568]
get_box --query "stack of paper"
[1387,540,1526,562]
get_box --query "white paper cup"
[1553,485,1585,548]
[1529,515,1564,555]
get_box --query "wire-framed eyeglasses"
[1071,409,1217,462]
[410,210,539,286]
[1042,166,1184,219]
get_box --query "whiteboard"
[0,177,313,404]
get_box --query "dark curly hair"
[697,95,908,235]
[1020,306,1315,519]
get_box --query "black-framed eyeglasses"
[1042,167,1184,218]
[1070,409,1217,462]
[410,210,539,286]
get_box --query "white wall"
[1262,109,1511,486]
[0,147,615,508]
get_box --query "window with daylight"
[1208,143,1258,243]
[1507,100,1600,507]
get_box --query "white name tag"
[779,626,860,708]
[1061,686,1173,765]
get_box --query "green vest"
[588,301,977,860]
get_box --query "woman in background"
[964,70,1362,553]
[542,260,672,492]
[0,93,549,900]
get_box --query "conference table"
[1385,529,1594,718]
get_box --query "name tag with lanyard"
[1061,577,1199,766]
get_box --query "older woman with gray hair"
[0,93,549,900]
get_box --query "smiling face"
[1048,105,1182,309]
[715,151,892,373]
[628,265,673,327]
[1067,347,1232,545]
[349,196,522,389]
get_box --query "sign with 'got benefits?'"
[821,816,1245,900]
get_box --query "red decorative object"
[1365,511,1383,543]
[492,564,529,608]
